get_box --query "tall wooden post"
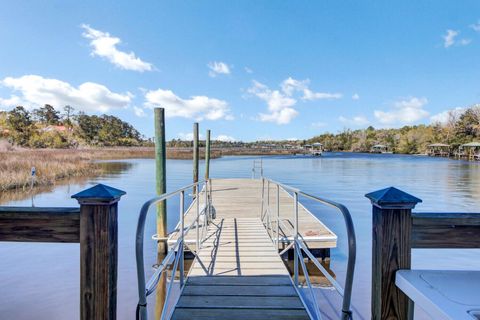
[72,184,126,320]
[193,122,199,195]
[365,187,422,320]
[205,129,211,180]
[154,108,167,253]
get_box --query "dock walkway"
[169,178,337,251]
[166,178,339,319]
[171,217,310,320]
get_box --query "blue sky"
[0,1,479,141]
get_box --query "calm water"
[1,153,479,319]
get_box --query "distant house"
[427,143,450,157]
[370,144,392,154]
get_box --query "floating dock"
[168,178,337,251]
[165,178,338,319]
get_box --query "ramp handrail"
[135,179,212,320]
[261,178,356,320]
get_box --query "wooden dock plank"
[182,285,297,296]
[170,217,310,319]
[168,178,337,250]
[176,295,305,309]
[172,308,310,320]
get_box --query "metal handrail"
[135,179,212,320]
[261,177,356,320]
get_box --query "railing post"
[179,190,185,287]
[365,187,422,320]
[196,184,200,252]
[261,178,265,218]
[72,184,126,320]
[293,191,299,286]
[276,184,280,248]
[193,123,199,196]
[205,180,209,224]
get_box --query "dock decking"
[165,178,339,319]
[171,217,310,320]
[169,178,337,250]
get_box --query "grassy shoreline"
[0,147,297,193]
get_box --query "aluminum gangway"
[135,178,356,320]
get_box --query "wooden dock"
[169,178,337,251]
[166,178,338,319]
[171,217,310,320]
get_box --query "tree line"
[0,105,147,148]
[307,104,480,154]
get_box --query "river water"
[1,153,479,319]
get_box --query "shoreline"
[1,147,476,195]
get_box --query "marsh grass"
[0,147,290,192]
[0,148,156,191]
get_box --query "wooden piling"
[72,184,126,320]
[205,129,211,180]
[365,187,422,320]
[154,108,167,253]
[193,122,199,195]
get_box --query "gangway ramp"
[172,217,310,320]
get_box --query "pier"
[168,178,337,252]
[136,178,356,320]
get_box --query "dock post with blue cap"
[72,184,126,320]
[366,187,422,320]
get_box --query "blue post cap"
[365,187,422,209]
[72,184,126,204]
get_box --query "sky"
[0,1,479,141]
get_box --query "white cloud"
[471,21,480,32]
[352,93,360,100]
[144,88,232,121]
[248,77,341,125]
[0,95,23,107]
[443,29,471,48]
[244,67,253,74]
[81,24,153,72]
[208,61,231,77]
[339,115,369,127]
[177,132,204,141]
[430,107,466,124]
[374,97,429,125]
[280,77,341,101]
[443,29,458,48]
[303,89,342,100]
[248,80,298,124]
[133,106,147,117]
[215,134,236,142]
[0,75,132,112]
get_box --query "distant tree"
[33,104,60,125]
[455,105,480,141]
[75,112,102,144]
[7,106,33,145]
[63,105,75,127]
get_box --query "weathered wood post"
[154,108,168,317]
[365,187,422,320]
[72,184,126,320]
[205,129,211,180]
[193,122,199,195]
[154,107,167,253]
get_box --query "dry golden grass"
[0,147,294,192]
[0,148,157,191]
